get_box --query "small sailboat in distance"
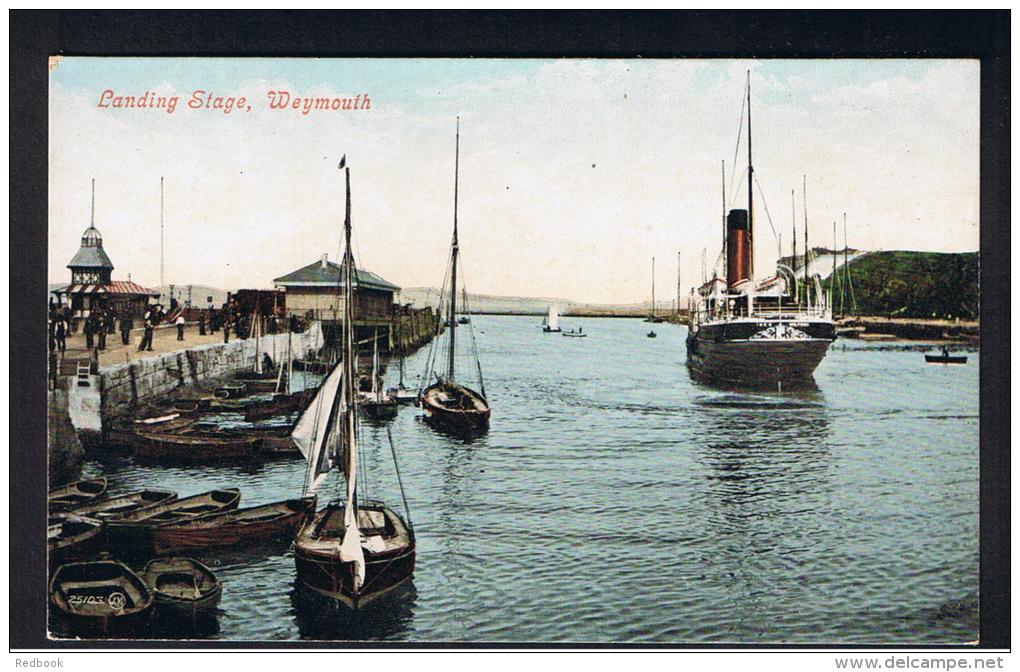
[360,328,399,420]
[419,119,491,430]
[645,257,665,323]
[292,160,415,609]
[542,304,562,332]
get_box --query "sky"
[49,58,980,304]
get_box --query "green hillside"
[824,250,979,320]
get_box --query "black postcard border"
[10,9,1010,651]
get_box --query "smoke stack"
[726,208,751,288]
[320,253,328,269]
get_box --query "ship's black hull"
[686,325,834,388]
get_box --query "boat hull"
[49,560,154,637]
[925,355,968,365]
[294,505,415,610]
[152,498,315,555]
[686,332,833,387]
[132,433,260,462]
[106,489,241,555]
[420,382,490,428]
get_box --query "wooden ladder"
[76,362,91,387]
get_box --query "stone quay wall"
[99,323,324,420]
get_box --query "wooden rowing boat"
[925,353,968,365]
[132,432,261,462]
[48,514,104,570]
[243,392,308,422]
[106,489,241,554]
[153,497,317,555]
[105,416,198,450]
[143,558,222,614]
[49,560,154,636]
[71,489,178,521]
[49,478,108,512]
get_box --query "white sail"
[291,360,343,494]
[547,304,559,331]
[338,376,365,590]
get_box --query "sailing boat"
[645,257,664,323]
[457,289,471,324]
[360,328,398,420]
[542,304,562,332]
[292,162,415,609]
[236,306,279,392]
[419,119,491,429]
[686,72,835,388]
[387,322,418,404]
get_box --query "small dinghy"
[647,331,657,338]
[106,489,241,554]
[50,560,154,635]
[387,385,419,404]
[153,497,316,554]
[71,489,178,521]
[925,347,968,365]
[243,392,307,422]
[562,328,587,338]
[132,432,260,462]
[49,514,104,570]
[360,328,399,421]
[49,477,108,512]
[143,558,221,614]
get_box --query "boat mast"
[341,166,358,519]
[746,70,754,280]
[803,175,809,307]
[721,159,726,279]
[160,177,165,293]
[448,117,460,381]
[676,250,681,317]
[651,256,656,317]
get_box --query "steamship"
[686,75,836,388]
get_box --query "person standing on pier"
[138,310,154,352]
[176,313,186,341]
[96,311,107,350]
[120,314,133,345]
[198,311,206,336]
[55,318,67,353]
[83,313,95,349]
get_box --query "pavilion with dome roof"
[51,183,159,323]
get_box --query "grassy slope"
[824,250,979,320]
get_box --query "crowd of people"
[47,297,309,355]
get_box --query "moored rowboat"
[48,514,104,570]
[106,489,241,554]
[49,560,154,635]
[153,497,316,555]
[143,558,222,614]
[131,432,260,461]
[71,489,178,521]
[49,478,108,512]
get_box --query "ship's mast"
[803,175,809,306]
[746,70,754,280]
[447,117,460,381]
[160,177,165,292]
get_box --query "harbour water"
[77,316,979,643]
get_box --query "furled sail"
[291,360,343,494]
